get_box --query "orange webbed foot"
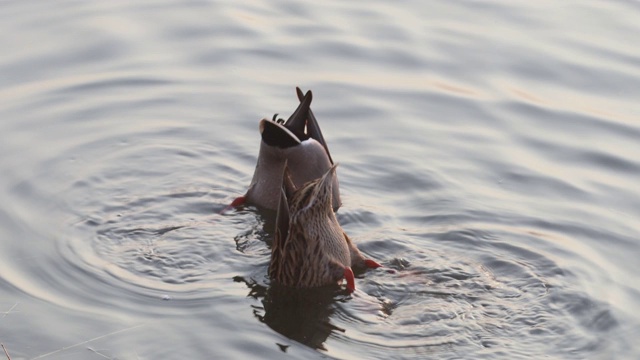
[220,196,246,214]
[364,259,382,269]
[344,267,355,293]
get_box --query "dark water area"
[1,1,639,359]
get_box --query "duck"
[225,88,340,212]
[269,162,380,292]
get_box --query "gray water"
[1,1,639,359]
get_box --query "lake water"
[1,1,639,359]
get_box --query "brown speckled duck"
[225,88,340,212]
[269,163,380,292]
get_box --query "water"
[1,1,639,359]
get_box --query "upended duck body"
[228,88,340,212]
[269,163,380,292]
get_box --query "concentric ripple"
[1,1,639,359]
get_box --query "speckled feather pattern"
[269,166,366,288]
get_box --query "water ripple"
[1,1,639,359]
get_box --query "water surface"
[1,1,639,359]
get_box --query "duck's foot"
[220,196,246,214]
[364,259,382,269]
[344,267,355,293]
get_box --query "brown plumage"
[269,163,380,292]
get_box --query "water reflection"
[2,0,639,358]
[235,276,347,351]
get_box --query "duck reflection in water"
[235,276,347,351]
